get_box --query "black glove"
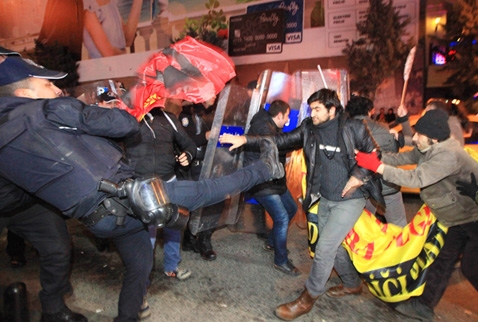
[456,173,478,203]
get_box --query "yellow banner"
[343,206,447,302]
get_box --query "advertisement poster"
[228,8,285,56]
[247,0,304,44]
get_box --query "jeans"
[163,227,181,272]
[366,191,407,227]
[89,215,152,322]
[305,197,366,297]
[255,190,298,265]
[149,176,182,273]
[418,220,478,308]
[0,203,72,314]
[164,161,271,212]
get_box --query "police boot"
[198,230,216,261]
[275,288,318,321]
[40,305,87,322]
[182,229,199,253]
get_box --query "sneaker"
[138,298,151,320]
[164,268,192,281]
[395,299,434,321]
[259,138,284,180]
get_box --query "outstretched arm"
[219,134,247,151]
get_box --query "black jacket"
[0,96,139,218]
[244,108,287,197]
[355,115,402,196]
[124,109,197,180]
[245,112,384,211]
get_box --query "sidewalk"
[0,195,477,321]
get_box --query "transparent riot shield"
[187,83,251,234]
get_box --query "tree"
[175,0,228,49]
[343,0,414,99]
[434,0,478,111]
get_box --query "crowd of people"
[0,46,477,322]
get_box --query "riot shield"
[187,83,251,234]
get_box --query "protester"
[375,107,386,123]
[346,96,407,227]
[220,88,383,321]
[355,109,478,321]
[385,107,397,124]
[244,100,300,276]
[124,105,197,281]
[0,55,284,321]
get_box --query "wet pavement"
[0,194,477,322]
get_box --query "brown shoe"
[326,284,362,298]
[275,288,319,321]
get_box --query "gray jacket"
[382,138,478,227]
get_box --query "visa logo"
[286,32,302,43]
[267,43,282,53]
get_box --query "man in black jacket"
[345,95,407,227]
[220,88,382,321]
[244,100,300,276]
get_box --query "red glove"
[355,151,382,172]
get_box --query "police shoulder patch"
[181,117,189,127]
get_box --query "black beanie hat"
[414,109,450,141]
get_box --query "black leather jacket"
[244,108,287,197]
[245,112,384,211]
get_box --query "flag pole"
[400,46,416,106]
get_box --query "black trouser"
[419,221,478,308]
[1,203,72,313]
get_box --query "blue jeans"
[89,215,152,322]
[164,161,271,212]
[148,226,181,273]
[0,203,72,314]
[305,197,365,297]
[162,227,181,272]
[149,176,182,273]
[255,190,298,265]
